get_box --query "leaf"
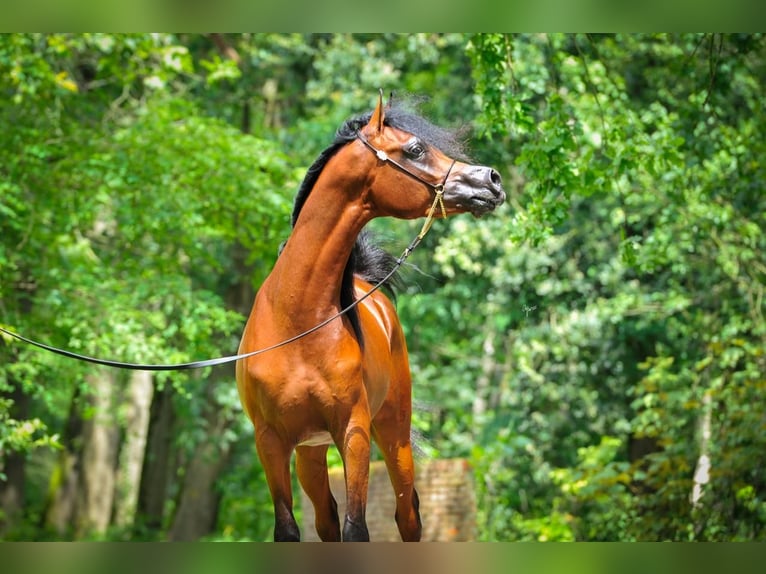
[54,70,78,92]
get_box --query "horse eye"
[405,142,426,159]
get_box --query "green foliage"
[2,33,764,543]
[0,407,60,482]
[412,33,766,541]
[0,34,293,536]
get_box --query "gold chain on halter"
[418,184,448,240]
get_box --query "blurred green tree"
[2,33,764,542]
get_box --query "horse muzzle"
[446,165,506,217]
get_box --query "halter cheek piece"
[356,131,456,240]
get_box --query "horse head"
[355,91,505,221]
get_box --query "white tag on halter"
[376,149,388,161]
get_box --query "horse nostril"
[489,169,502,187]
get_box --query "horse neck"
[269,179,371,325]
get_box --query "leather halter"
[356,131,456,200]
[356,131,457,239]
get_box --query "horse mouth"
[465,193,505,217]
[447,171,505,217]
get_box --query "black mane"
[290,101,469,344]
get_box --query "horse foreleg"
[296,444,340,541]
[254,425,300,542]
[337,409,372,541]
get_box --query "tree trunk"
[167,237,253,541]
[0,381,30,536]
[0,449,26,535]
[473,313,499,438]
[136,382,176,532]
[167,372,234,541]
[691,390,713,509]
[44,388,84,536]
[74,370,120,537]
[113,370,154,529]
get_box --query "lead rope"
[0,219,432,371]
[0,137,455,371]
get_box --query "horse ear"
[366,89,385,135]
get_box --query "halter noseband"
[356,131,456,239]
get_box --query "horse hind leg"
[254,425,300,541]
[371,379,422,541]
[372,420,422,542]
[296,444,341,541]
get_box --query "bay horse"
[236,93,505,541]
